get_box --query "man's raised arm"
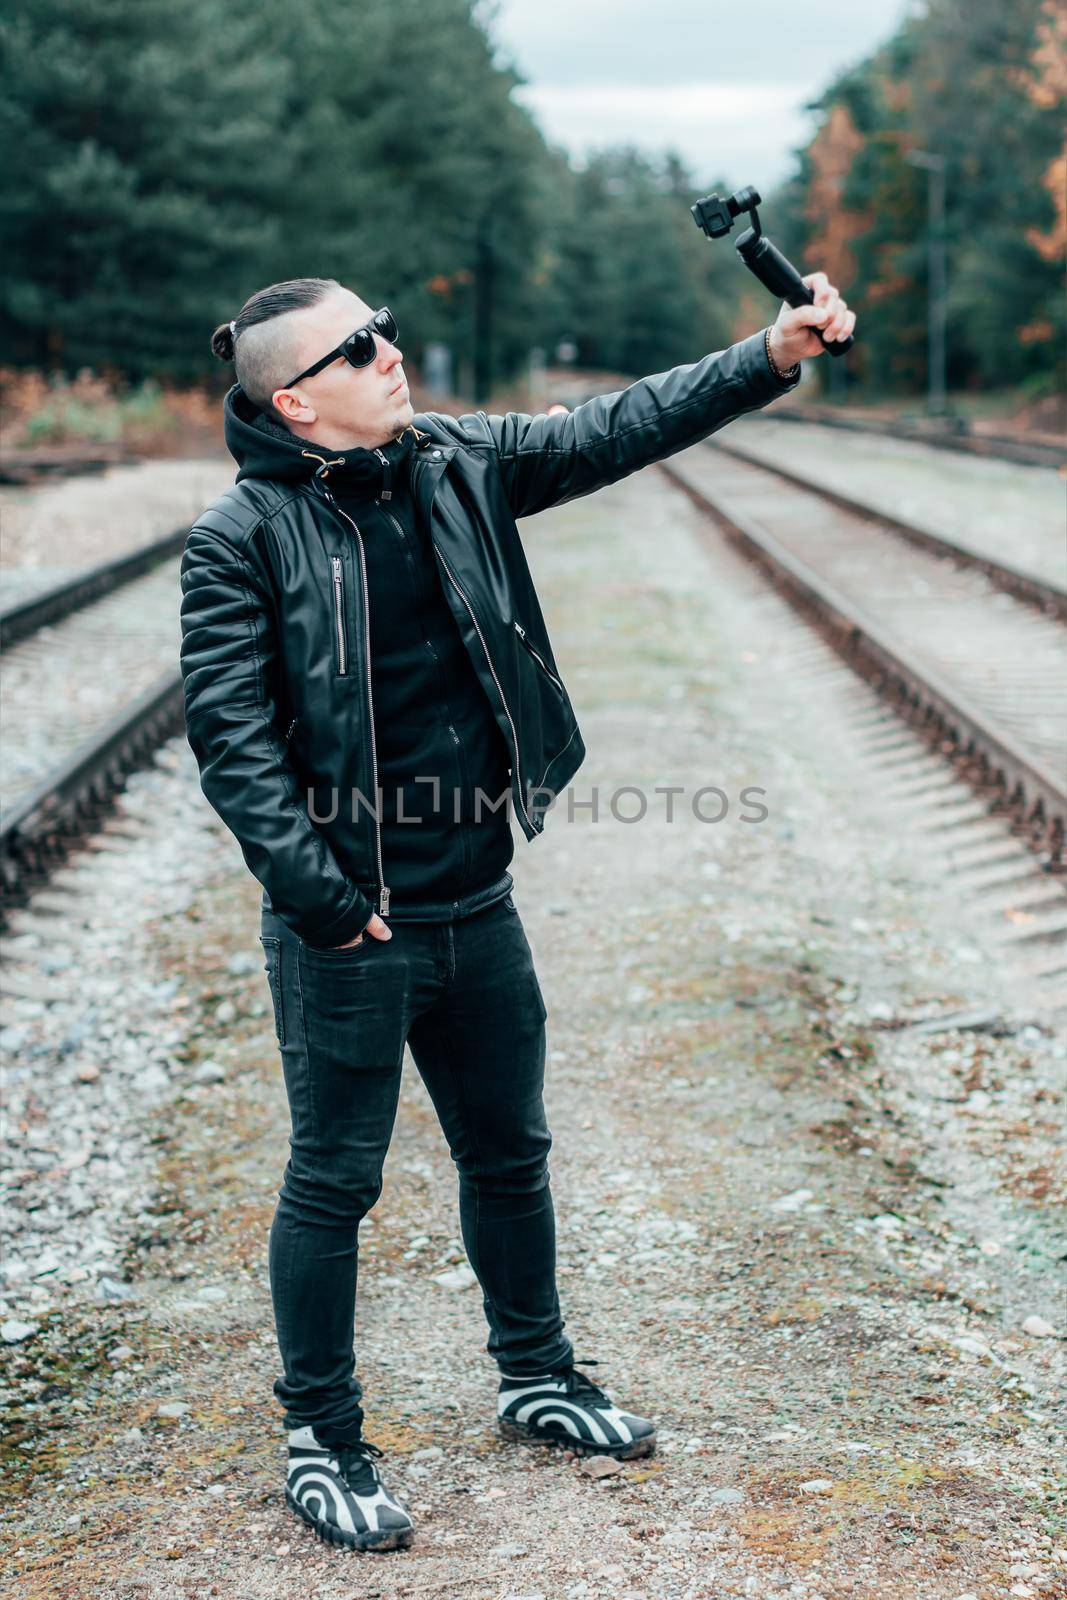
[458,275,854,521]
[463,326,792,521]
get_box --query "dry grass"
[0,367,224,458]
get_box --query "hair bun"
[210,321,236,361]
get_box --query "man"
[179,273,855,1553]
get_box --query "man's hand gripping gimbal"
[692,186,856,360]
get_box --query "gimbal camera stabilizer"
[691,186,855,357]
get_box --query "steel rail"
[0,525,189,651]
[739,403,1065,471]
[0,669,185,911]
[707,437,1067,622]
[660,457,1066,867]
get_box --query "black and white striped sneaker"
[285,1426,415,1551]
[497,1358,656,1459]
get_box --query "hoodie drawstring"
[300,448,346,479]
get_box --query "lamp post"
[473,212,494,404]
[905,148,947,418]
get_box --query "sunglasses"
[284,306,399,389]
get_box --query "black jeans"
[259,892,575,1443]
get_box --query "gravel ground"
[1,461,1064,1599]
[0,457,231,605]
[728,418,1065,590]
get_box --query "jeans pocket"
[299,930,374,962]
[260,935,286,1046]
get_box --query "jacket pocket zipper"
[311,478,391,917]
[331,556,348,676]
[514,621,564,693]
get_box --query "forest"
[1,0,1062,401]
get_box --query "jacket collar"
[223,382,442,493]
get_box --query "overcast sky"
[483,0,916,193]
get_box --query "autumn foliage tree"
[794,0,1064,400]
[2,0,1059,404]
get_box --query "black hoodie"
[223,386,515,922]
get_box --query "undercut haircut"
[210,278,343,420]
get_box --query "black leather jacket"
[179,326,799,947]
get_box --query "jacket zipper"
[318,490,390,917]
[331,556,348,676]
[513,621,565,693]
[431,542,535,833]
[374,448,393,500]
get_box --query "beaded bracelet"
[765,325,800,384]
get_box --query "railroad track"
[0,525,189,648]
[0,528,187,910]
[768,403,1064,472]
[0,449,140,487]
[709,437,1067,622]
[660,441,1066,877]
